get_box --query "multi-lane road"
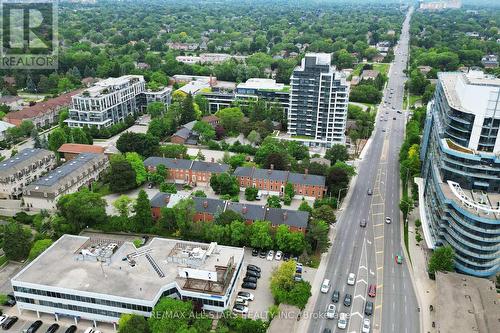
[306,7,419,333]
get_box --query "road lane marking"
[376,251,384,254]
[375,235,384,240]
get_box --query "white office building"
[11,235,244,327]
[287,53,349,148]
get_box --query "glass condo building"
[420,70,500,277]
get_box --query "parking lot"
[231,248,317,320]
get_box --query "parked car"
[64,326,77,333]
[385,216,392,224]
[294,273,302,282]
[275,250,283,260]
[396,254,403,264]
[343,293,352,307]
[347,273,356,285]
[392,117,396,120]
[326,304,336,319]
[243,276,257,283]
[362,318,371,333]
[1,316,18,330]
[83,328,94,333]
[266,250,274,261]
[0,317,7,327]
[46,324,60,333]
[4,293,15,307]
[241,282,257,290]
[360,219,367,227]
[365,301,374,316]
[246,270,261,278]
[331,290,340,303]
[235,297,248,306]
[247,264,261,273]
[259,250,267,258]
[323,329,332,333]
[320,279,330,293]
[368,284,377,298]
[233,304,248,315]
[251,248,259,256]
[283,253,291,261]
[256,191,262,200]
[338,313,348,329]
[367,188,373,195]
[26,320,43,333]
[237,291,254,301]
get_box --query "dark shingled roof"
[192,161,229,173]
[265,208,309,229]
[288,172,325,187]
[226,202,266,221]
[193,197,226,215]
[253,168,288,182]
[234,166,254,178]
[150,192,171,208]
[172,127,191,140]
[143,157,193,170]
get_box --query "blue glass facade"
[421,75,500,277]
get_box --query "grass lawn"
[0,255,8,267]
[403,222,411,265]
[403,94,422,109]
[373,63,390,76]
[349,63,364,79]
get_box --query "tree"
[267,195,281,208]
[57,189,107,230]
[118,314,150,333]
[284,183,295,199]
[146,101,166,118]
[270,260,312,309]
[3,222,32,261]
[173,199,196,236]
[312,205,337,224]
[227,154,246,169]
[116,132,159,158]
[159,182,177,194]
[247,130,261,145]
[192,190,207,198]
[215,107,244,135]
[125,152,147,185]
[28,239,54,261]
[250,221,273,250]
[113,195,134,217]
[194,94,209,115]
[298,201,313,214]
[158,144,187,158]
[306,219,330,253]
[48,128,67,152]
[210,173,239,196]
[245,187,258,201]
[180,93,196,124]
[106,156,137,192]
[400,195,414,222]
[326,166,350,197]
[149,298,193,333]
[275,225,290,252]
[325,144,349,164]
[193,121,215,143]
[229,220,247,246]
[349,84,382,104]
[214,210,244,226]
[428,245,455,276]
[132,190,153,232]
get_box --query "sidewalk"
[407,208,437,333]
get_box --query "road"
[306,7,419,333]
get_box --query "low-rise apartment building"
[57,143,105,161]
[0,148,56,199]
[23,153,109,210]
[144,157,229,186]
[234,166,326,199]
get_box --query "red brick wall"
[194,212,214,222]
[170,135,186,144]
[151,207,161,220]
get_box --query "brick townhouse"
[143,157,229,186]
[234,166,326,199]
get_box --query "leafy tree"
[215,107,244,135]
[312,205,336,224]
[132,190,153,232]
[194,94,209,115]
[227,154,246,170]
[113,195,134,217]
[106,156,137,192]
[247,130,261,145]
[350,84,382,104]
[428,245,455,276]
[229,220,247,246]
[250,221,273,250]
[3,222,32,261]
[125,152,147,185]
[193,121,215,143]
[267,195,281,208]
[149,298,193,333]
[160,182,177,194]
[306,219,330,253]
[284,183,295,199]
[270,260,311,309]
[245,187,258,201]
[116,132,159,158]
[158,144,187,159]
[147,102,166,118]
[119,314,150,333]
[215,210,244,226]
[48,128,67,152]
[326,166,350,197]
[173,199,196,236]
[325,144,349,164]
[70,128,89,144]
[400,195,414,222]
[298,201,313,214]
[57,189,107,230]
[28,239,54,261]
[192,190,207,198]
[180,93,196,124]
[210,172,239,196]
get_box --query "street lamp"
[336,187,349,210]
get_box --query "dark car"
[3,293,15,307]
[243,276,257,283]
[367,188,373,195]
[360,219,367,227]
[246,270,261,278]
[251,249,259,256]
[365,301,374,316]
[26,320,43,333]
[46,324,60,333]
[64,326,77,333]
[343,293,352,307]
[283,253,291,261]
[259,250,267,258]
[397,110,402,114]
[323,329,332,333]
[331,290,340,303]
[241,282,257,290]
[247,264,261,273]
[1,316,18,330]
[393,117,396,120]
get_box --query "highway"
[306,7,419,333]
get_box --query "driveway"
[0,262,24,294]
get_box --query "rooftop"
[237,78,285,91]
[57,143,105,155]
[0,148,53,177]
[435,271,500,333]
[81,75,144,98]
[233,166,326,187]
[265,207,309,229]
[12,234,244,301]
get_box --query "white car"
[256,191,262,200]
[0,315,8,326]
[237,291,254,301]
[235,297,248,306]
[275,250,283,261]
[233,304,249,314]
[362,318,371,333]
[326,304,336,319]
[338,312,348,329]
[266,250,274,261]
[347,273,356,285]
[83,328,94,333]
[385,216,392,224]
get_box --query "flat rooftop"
[436,271,500,333]
[0,148,52,177]
[12,234,244,302]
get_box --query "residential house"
[171,121,199,145]
[0,148,56,199]
[417,66,433,75]
[360,70,380,81]
[201,115,220,127]
[193,197,226,222]
[57,143,105,161]
[0,95,24,111]
[266,208,309,233]
[481,55,499,68]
